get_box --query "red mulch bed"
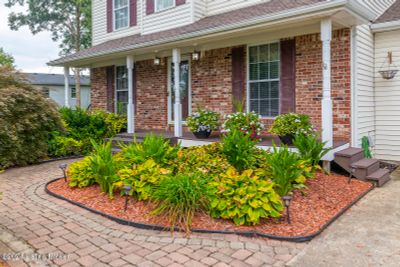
[47,173,372,238]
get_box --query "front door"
[169,59,191,123]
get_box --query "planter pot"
[279,134,295,145]
[193,130,212,139]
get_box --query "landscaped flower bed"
[47,173,371,238]
[45,127,373,241]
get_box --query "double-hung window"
[248,43,280,117]
[116,66,128,114]
[155,0,174,12]
[114,0,129,30]
[70,87,76,99]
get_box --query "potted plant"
[186,109,220,139]
[269,113,313,145]
[221,111,264,139]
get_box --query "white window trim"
[167,56,192,125]
[113,0,130,31]
[115,65,129,114]
[246,41,281,119]
[155,0,175,13]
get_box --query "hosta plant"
[186,108,220,133]
[151,173,211,232]
[222,112,264,138]
[67,157,96,188]
[115,159,171,201]
[209,168,283,225]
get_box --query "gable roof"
[48,0,331,66]
[375,0,400,24]
[24,73,90,86]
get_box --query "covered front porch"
[56,5,374,162]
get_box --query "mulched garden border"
[45,177,374,243]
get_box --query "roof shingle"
[375,0,400,24]
[49,0,326,65]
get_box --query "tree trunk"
[74,5,82,108]
[74,69,81,107]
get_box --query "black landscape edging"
[45,178,374,243]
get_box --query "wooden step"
[111,147,122,154]
[366,168,391,187]
[350,158,380,180]
[334,148,364,173]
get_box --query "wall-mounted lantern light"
[154,57,161,65]
[192,51,200,61]
[379,52,398,80]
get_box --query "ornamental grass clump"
[121,133,179,166]
[222,111,264,138]
[151,173,211,233]
[209,168,283,225]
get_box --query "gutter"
[48,0,375,66]
[371,20,400,32]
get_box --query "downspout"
[350,25,358,147]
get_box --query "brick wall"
[136,58,169,130]
[296,29,351,141]
[191,47,235,117]
[90,67,111,110]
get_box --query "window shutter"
[231,46,246,111]
[176,0,186,6]
[106,66,115,112]
[146,0,154,14]
[129,0,137,26]
[280,39,296,114]
[107,0,113,33]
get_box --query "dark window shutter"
[280,39,296,114]
[107,0,113,33]
[146,0,154,14]
[130,0,137,26]
[176,0,186,6]
[231,46,246,111]
[106,66,115,112]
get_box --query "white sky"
[0,0,63,74]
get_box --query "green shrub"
[209,168,283,225]
[186,108,219,133]
[89,139,121,197]
[0,67,63,169]
[116,159,171,201]
[293,134,330,171]
[67,157,96,188]
[121,134,179,166]
[269,113,313,136]
[222,112,263,138]
[265,145,309,196]
[151,173,210,232]
[222,130,257,172]
[48,132,83,157]
[176,143,230,177]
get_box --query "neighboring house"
[25,73,91,109]
[48,0,400,161]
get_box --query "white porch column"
[173,48,183,137]
[321,18,333,154]
[126,56,135,134]
[63,66,70,107]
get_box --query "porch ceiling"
[48,0,374,68]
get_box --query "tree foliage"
[0,48,15,68]
[0,66,63,169]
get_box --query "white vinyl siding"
[248,43,280,117]
[205,0,270,16]
[374,29,400,160]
